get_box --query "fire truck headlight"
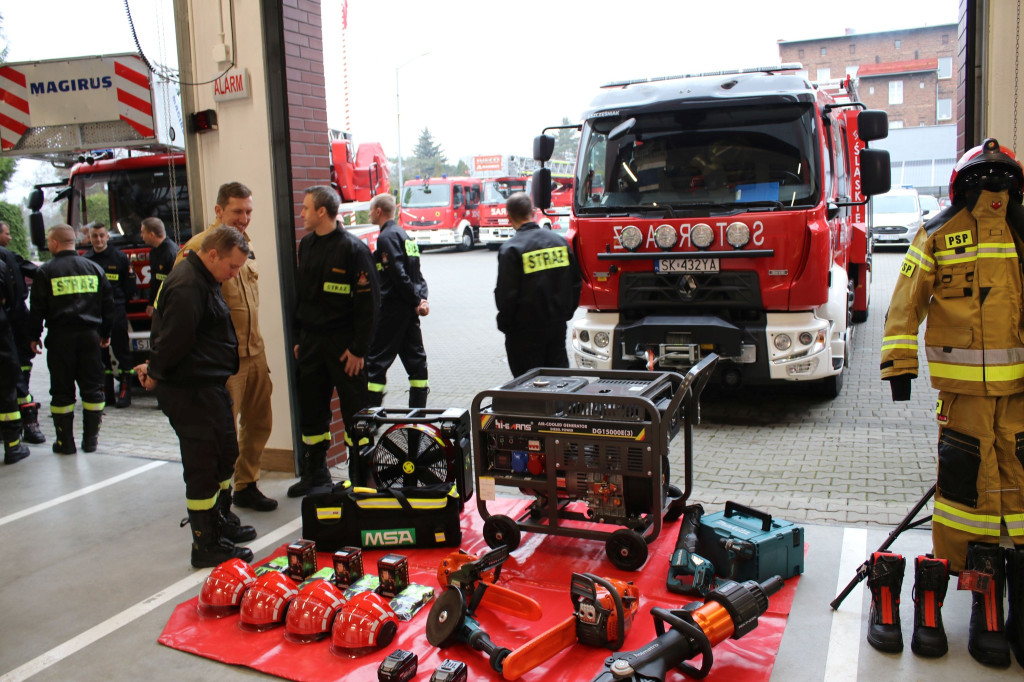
[594,332,610,348]
[579,330,590,344]
[726,222,750,249]
[619,225,643,251]
[773,333,792,351]
[654,225,677,251]
[690,223,714,250]
[798,331,813,345]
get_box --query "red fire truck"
[400,175,482,251]
[532,67,891,397]
[478,176,553,248]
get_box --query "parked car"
[919,194,941,222]
[871,187,923,246]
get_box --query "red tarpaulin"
[159,499,800,681]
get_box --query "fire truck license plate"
[655,258,719,273]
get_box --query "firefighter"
[176,182,277,512]
[0,254,29,464]
[136,226,255,568]
[0,225,44,444]
[495,192,582,377]
[141,217,179,318]
[84,222,137,408]
[880,138,1024,668]
[365,192,430,408]
[289,185,379,496]
[28,224,114,455]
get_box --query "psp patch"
[899,259,917,278]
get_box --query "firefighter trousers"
[0,320,21,425]
[297,333,368,478]
[45,328,105,412]
[102,306,133,375]
[366,303,428,399]
[226,352,273,491]
[932,391,1024,571]
[504,322,570,378]
[157,382,237,509]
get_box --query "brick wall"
[779,25,957,127]
[282,0,350,470]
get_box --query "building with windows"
[778,25,957,129]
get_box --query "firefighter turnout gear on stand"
[495,222,582,377]
[964,541,1010,667]
[179,225,273,499]
[28,249,114,455]
[366,219,429,408]
[912,554,949,657]
[85,242,136,408]
[292,224,380,495]
[866,551,905,653]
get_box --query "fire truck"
[472,155,574,248]
[2,54,385,355]
[478,176,552,248]
[400,175,482,251]
[531,66,891,397]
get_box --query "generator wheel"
[606,529,648,571]
[483,515,521,550]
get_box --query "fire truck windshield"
[576,102,819,214]
[482,179,528,204]
[70,165,190,246]
[403,184,451,208]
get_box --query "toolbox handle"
[724,501,773,532]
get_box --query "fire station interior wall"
[179,0,295,462]
[980,1,1024,151]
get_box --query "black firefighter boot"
[287,448,331,498]
[115,372,132,408]
[81,409,102,453]
[409,386,429,409]
[1005,546,1024,668]
[104,372,116,407]
[866,551,906,653]
[2,421,30,465]
[188,508,253,569]
[965,541,1010,667]
[216,489,257,543]
[52,412,76,455]
[911,554,949,657]
[20,402,45,444]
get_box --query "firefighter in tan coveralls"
[176,182,278,515]
[878,139,1024,668]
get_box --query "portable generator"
[471,356,717,570]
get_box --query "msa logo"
[361,528,416,546]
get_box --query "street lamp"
[395,51,430,204]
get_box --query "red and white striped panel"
[0,65,30,151]
[114,56,154,138]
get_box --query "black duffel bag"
[301,481,463,552]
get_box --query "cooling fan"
[372,423,457,491]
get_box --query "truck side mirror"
[860,148,892,197]
[28,188,44,212]
[533,135,555,162]
[30,212,46,250]
[858,110,889,142]
[533,168,552,209]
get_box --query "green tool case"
[697,501,804,582]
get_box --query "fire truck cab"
[478,176,553,248]
[533,65,891,397]
[400,176,482,251]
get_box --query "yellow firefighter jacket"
[881,189,1024,396]
[175,224,264,358]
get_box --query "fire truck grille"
[408,220,441,227]
[618,271,763,312]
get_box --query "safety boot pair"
[187,509,253,569]
[2,420,30,465]
[866,552,951,656]
[963,541,1010,667]
[287,448,332,498]
[19,402,45,444]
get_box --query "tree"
[407,127,448,179]
[412,127,445,163]
[553,117,579,162]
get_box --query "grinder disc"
[426,587,466,647]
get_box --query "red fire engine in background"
[532,66,891,397]
[399,175,483,252]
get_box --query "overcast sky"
[4,0,958,173]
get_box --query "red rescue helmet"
[330,591,399,657]
[949,138,1023,203]
[239,571,299,631]
[284,579,348,643]
[198,558,257,618]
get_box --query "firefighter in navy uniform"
[0,255,30,464]
[136,226,256,568]
[28,224,114,455]
[495,192,582,377]
[141,217,179,318]
[289,185,379,497]
[84,222,137,408]
[365,192,430,408]
[0,229,44,445]
[880,139,1024,668]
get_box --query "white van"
[871,187,923,245]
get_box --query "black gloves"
[886,375,913,401]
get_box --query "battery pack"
[697,501,804,582]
